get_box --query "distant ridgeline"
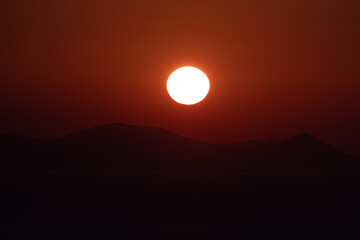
[0,124,359,174]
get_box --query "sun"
[166,66,210,105]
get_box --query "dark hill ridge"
[0,123,358,174]
[57,123,210,155]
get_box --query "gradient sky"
[1,0,359,155]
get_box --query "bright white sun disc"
[166,66,210,105]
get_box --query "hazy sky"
[1,0,359,155]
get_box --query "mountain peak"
[281,131,340,155]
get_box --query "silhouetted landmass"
[1,124,360,239]
[0,123,359,174]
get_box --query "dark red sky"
[1,0,360,155]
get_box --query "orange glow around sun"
[166,66,210,105]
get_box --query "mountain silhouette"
[0,123,358,174]
[2,124,360,239]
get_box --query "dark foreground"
[1,172,360,239]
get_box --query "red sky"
[1,0,360,155]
